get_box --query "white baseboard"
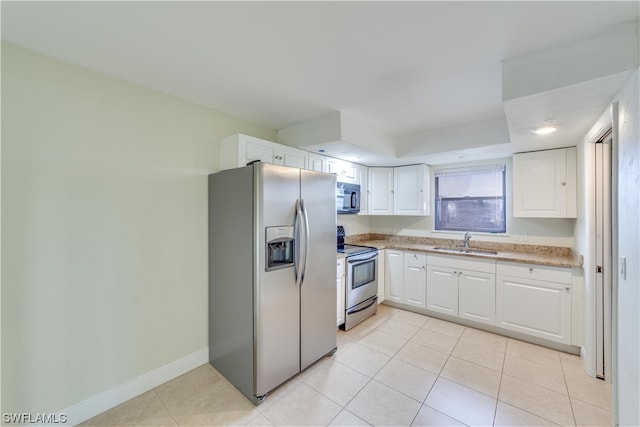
[62,347,208,426]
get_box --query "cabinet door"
[496,275,571,344]
[308,153,326,172]
[279,147,307,169]
[394,165,430,216]
[242,139,276,166]
[327,158,357,183]
[368,167,394,215]
[426,265,458,316]
[403,252,427,308]
[337,258,346,327]
[377,249,385,303]
[357,164,369,215]
[385,250,404,302]
[513,147,576,218]
[459,270,496,325]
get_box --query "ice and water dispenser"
[265,226,295,271]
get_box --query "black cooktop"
[338,244,378,256]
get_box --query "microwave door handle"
[299,199,310,286]
[351,191,357,209]
[294,199,303,288]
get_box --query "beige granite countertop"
[345,234,583,269]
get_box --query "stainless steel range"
[337,226,378,330]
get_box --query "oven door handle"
[347,252,378,263]
[347,296,378,315]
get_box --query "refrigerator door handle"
[299,199,310,285]
[294,199,304,288]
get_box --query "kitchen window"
[434,164,506,233]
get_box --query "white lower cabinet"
[496,262,572,344]
[377,249,385,303]
[384,250,426,307]
[403,252,427,308]
[384,250,404,303]
[426,265,459,316]
[337,257,346,328]
[382,251,574,345]
[459,270,496,325]
[426,254,496,325]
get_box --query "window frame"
[434,164,507,234]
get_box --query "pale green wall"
[1,42,275,414]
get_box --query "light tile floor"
[82,304,612,426]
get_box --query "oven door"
[346,251,378,309]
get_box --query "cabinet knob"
[561,181,566,186]
[565,286,570,292]
[529,268,534,273]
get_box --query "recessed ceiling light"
[532,126,557,135]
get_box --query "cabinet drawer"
[497,261,571,284]
[427,254,496,274]
[404,251,427,267]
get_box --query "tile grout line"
[498,339,569,426]
[152,388,180,427]
[492,335,509,426]
[559,351,579,426]
[411,323,460,427]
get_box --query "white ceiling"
[2,1,639,165]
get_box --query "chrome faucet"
[463,232,472,249]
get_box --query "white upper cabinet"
[512,147,577,218]
[368,167,394,215]
[368,165,430,216]
[278,145,308,169]
[327,158,358,183]
[219,134,308,171]
[394,164,431,216]
[307,153,327,172]
[356,164,369,215]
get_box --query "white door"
[459,270,496,325]
[496,275,571,344]
[368,167,394,215]
[513,148,575,217]
[308,153,326,172]
[394,165,429,215]
[426,265,458,315]
[385,250,404,302]
[280,148,307,169]
[243,140,275,165]
[595,130,613,380]
[337,257,345,327]
[403,252,426,308]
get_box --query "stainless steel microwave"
[337,182,360,214]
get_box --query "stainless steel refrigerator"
[208,162,337,404]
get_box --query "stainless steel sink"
[433,247,498,255]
